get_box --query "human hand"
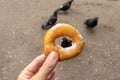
[17,51,59,80]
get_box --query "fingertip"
[46,51,58,62]
[38,53,46,58]
[32,54,46,64]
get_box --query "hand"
[17,51,59,80]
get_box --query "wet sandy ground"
[0,0,120,80]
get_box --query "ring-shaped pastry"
[44,23,84,61]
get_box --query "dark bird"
[59,0,73,11]
[61,37,72,48]
[84,17,99,28]
[41,9,59,30]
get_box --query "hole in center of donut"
[55,36,72,48]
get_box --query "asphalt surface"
[0,0,120,80]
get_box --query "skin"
[17,51,60,80]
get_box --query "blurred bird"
[84,17,99,28]
[41,9,59,30]
[59,0,73,11]
[61,37,72,48]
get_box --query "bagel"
[43,23,84,61]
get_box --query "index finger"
[18,54,46,80]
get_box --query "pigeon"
[61,37,72,48]
[41,9,59,30]
[59,0,73,11]
[84,17,99,28]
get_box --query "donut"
[43,23,84,61]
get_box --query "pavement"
[0,0,120,80]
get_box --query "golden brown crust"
[44,23,84,61]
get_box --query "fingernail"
[48,51,58,61]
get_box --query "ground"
[0,0,120,80]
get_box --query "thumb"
[31,51,58,80]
